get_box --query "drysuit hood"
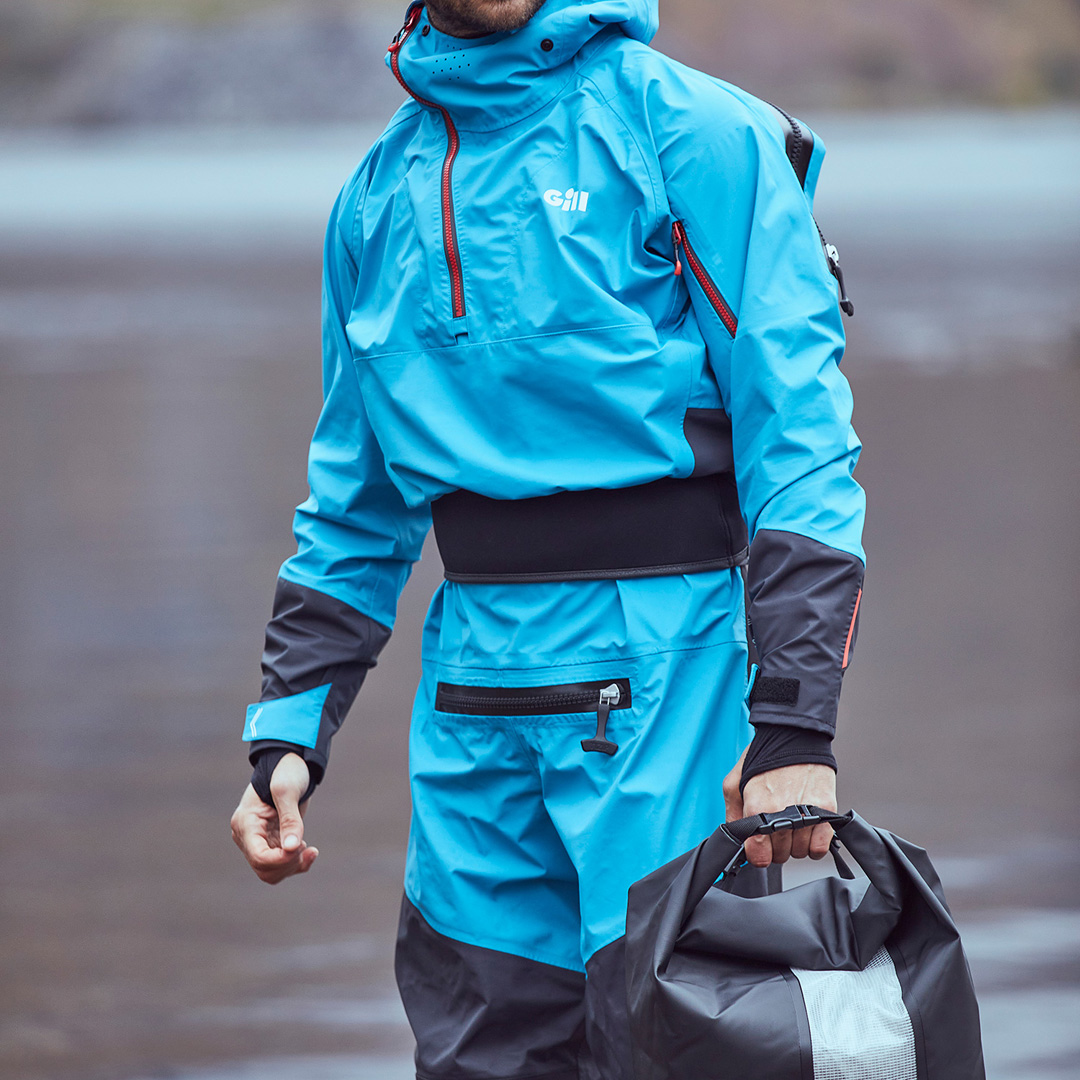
[386,0,660,132]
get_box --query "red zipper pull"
[390,2,423,52]
[672,221,685,276]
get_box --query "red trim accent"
[389,9,467,321]
[842,587,862,670]
[672,221,737,338]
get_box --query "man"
[231,0,865,1076]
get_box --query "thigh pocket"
[435,677,632,757]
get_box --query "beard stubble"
[423,0,549,37]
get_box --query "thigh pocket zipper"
[435,678,632,757]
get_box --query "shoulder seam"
[579,69,663,223]
[345,103,423,255]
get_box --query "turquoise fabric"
[405,568,752,969]
[242,684,331,748]
[277,0,865,636]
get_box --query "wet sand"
[1,164,1078,1077]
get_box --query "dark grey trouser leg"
[396,895,587,1080]
[581,938,633,1080]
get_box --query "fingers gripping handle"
[722,804,851,845]
[686,805,853,913]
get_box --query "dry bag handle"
[685,804,854,913]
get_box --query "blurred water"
[1,110,1078,1080]
[0,125,381,246]
[128,1057,415,1080]
[812,109,1080,242]
[2,111,1077,244]
[124,902,1080,1080]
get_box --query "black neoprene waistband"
[431,475,749,584]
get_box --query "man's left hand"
[722,753,837,868]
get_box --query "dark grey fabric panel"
[746,529,864,736]
[726,861,783,899]
[628,931,809,1079]
[884,834,987,1080]
[249,576,392,778]
[683,407,736,477]
[582,938,633,1080]
[779,969,816,1080]
[395,895,586,1080]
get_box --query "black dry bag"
[625,806,985,1080]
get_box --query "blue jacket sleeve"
[658,86,866,761]
[243,179,431,785]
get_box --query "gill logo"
[544,187,590,213]
[249,706,264,737]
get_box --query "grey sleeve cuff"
[746,529,864,737]
[247,576,393,775]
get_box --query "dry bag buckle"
[757,805,825,834]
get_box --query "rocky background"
[3,0,1080,127]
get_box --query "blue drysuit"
[243,1,866,1076]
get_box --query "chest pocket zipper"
[671,220,738,338]
[435,678,632,757]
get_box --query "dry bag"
[625,805,984,1080]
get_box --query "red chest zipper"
[672,220,738,338]
[389,6,466,320]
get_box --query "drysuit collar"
[386,0,659,132]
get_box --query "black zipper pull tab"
[581,683,620,756]
[825,243,855,317]
[390,2,423,51]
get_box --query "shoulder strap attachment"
[767,103,855,317]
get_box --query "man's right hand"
[230,752,318,884]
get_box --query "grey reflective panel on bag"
[791,946,917,1080]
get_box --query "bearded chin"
[425,0,548,36]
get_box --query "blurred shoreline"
[3,0,1079,128]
